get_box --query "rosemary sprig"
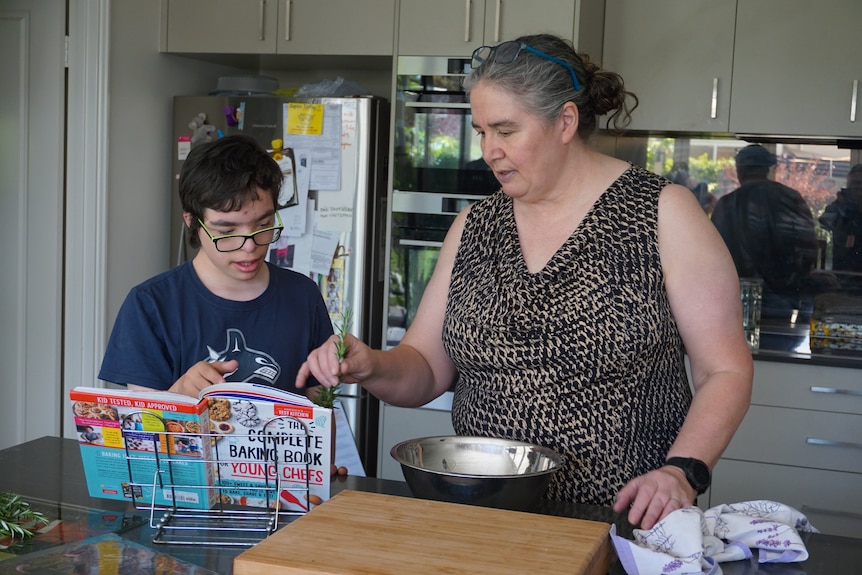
[0,492,47,542]
[313,306,353,409]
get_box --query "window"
[600,135,862,356]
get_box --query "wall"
[104,1,243,324]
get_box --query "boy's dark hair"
[179,134,284,249]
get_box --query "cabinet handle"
[284,0,291,42]
[464,0,471,43]
[806,437,862,450]
[710,78,718,119]
[494,0,502,43]
[851,79,858,122]
[259,0,266,40]
[810,385,862,397]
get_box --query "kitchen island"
[1,437,859,574]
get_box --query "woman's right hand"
[296,333,372,390]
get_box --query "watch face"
[692,462,710,486]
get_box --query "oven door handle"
[404,102,471,110]
[398,239,444,248]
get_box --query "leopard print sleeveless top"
[444,165,691,506]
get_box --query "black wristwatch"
[664,457,711,495]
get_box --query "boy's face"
[188,191,277,285]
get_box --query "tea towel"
[610,500,817,575]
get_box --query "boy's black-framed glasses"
[197,211,284,252]
[471,40,582,91]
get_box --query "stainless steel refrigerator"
[170,95,389,475]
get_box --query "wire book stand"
[120,411,314,547]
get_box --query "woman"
[298,34,752,529]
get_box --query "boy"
[99,135,333,398]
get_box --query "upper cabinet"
[160,0,395,55]
[730,0,862,138]
[276,0,395,55]
[396,0,487,57]
[160,0,278,53]
[602,0,736,133]
[603,0,862,138]
[397,0,605,58]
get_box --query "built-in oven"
[376,58,503,478]
[386,56,501,351]
[386,191,485,349]
[392,56,500,197]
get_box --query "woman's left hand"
[612,466,696,529]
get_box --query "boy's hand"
[169,360,239,397]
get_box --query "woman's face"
[470,81,567,200]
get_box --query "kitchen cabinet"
[602,0,736,133]
[275,0,395,55]
[603,0,862,138]
[377,400,455,480]
[160,0,395,55]
[729,0,862,138]
[396,0,605,58]
[709,361,862,538]
[160,0,278,53]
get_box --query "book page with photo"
[69,387,217,510]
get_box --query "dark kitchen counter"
[1,437,859,574]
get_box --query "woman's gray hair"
[463,33,637,137]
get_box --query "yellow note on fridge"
[286,103,323,135]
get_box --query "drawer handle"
[710,77,718,119]
[259,0,266,40]
[806,437,862,450]
[810,385,862,397]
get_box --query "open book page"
[69,387,216,510]
[333,405,365,476]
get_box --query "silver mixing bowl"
[390,436,563,511]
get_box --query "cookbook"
[69,386,217,510]
[69,384,331,512]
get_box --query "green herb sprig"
[313,306,353,409]
[0,491,47,542]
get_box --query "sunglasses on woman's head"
[471,40,582,91]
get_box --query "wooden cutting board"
[234,490,611,575]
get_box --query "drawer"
[724,405,862,473]
[711,459,862,539]
[751,361,862,414]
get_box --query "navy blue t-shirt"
[99,261,333,393]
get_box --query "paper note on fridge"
[282,102,342,190]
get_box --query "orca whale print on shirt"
[206,328,280,385]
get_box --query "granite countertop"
[1,437,860,574]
